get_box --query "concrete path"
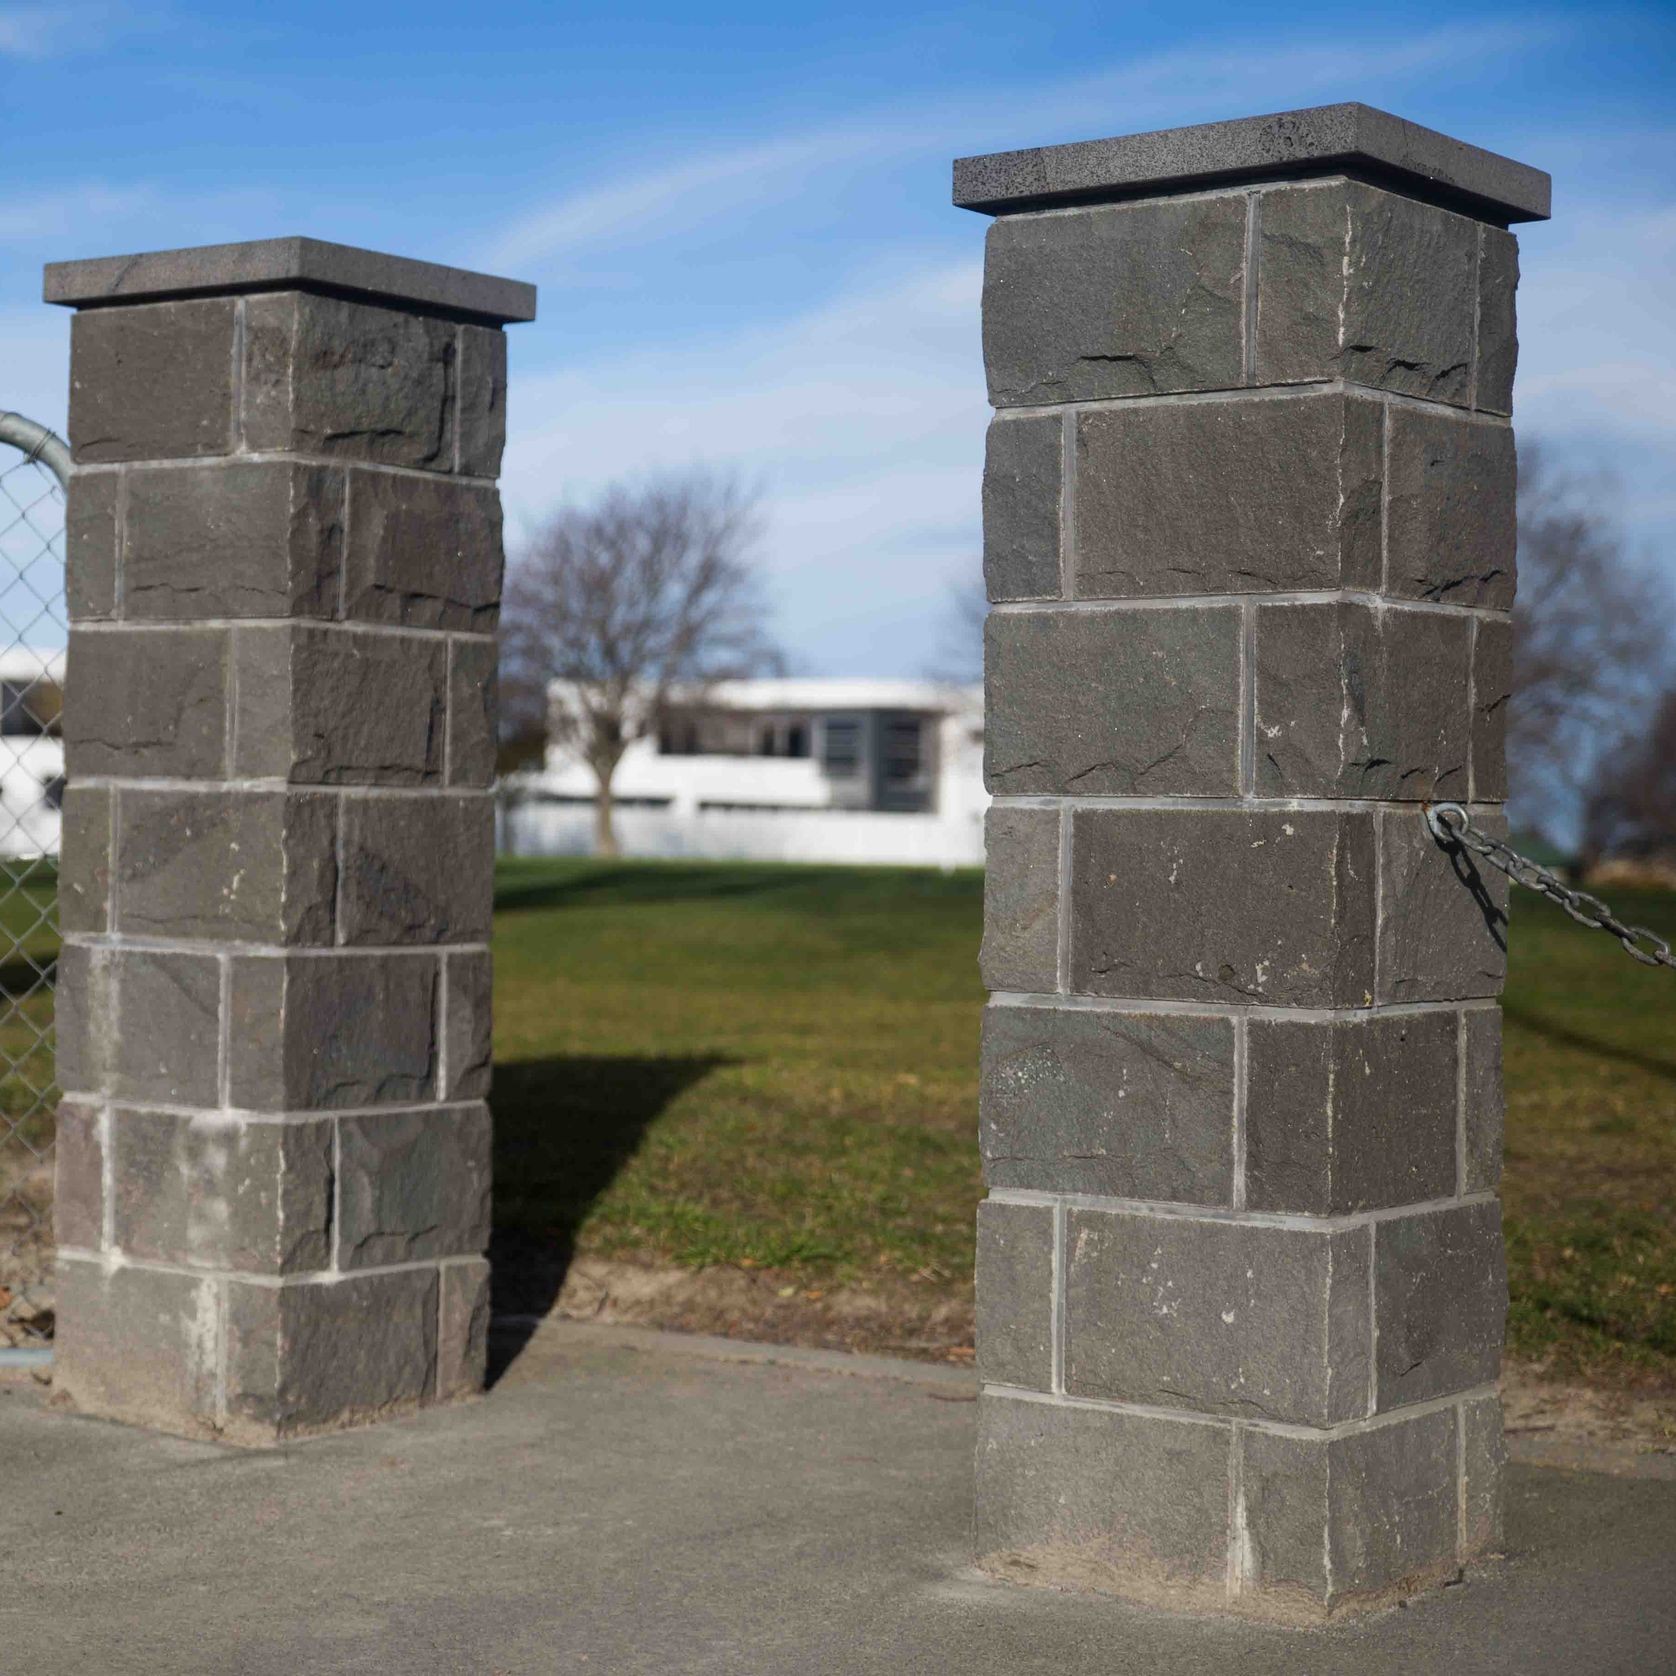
[4,1321,1673,1675]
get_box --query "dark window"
[786,724,808,759]
[882,718,922,783]
[822,718,861,776]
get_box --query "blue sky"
[2,1,1672,673]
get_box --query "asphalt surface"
[3,1320,1673,1675]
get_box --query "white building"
[502,677,987,868]
[0,647,63,860]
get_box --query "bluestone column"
[960,106,1548,1619]
[46,239,534,1443]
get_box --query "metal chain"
[1424,803,1675,971]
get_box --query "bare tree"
[1509,443,1673,840]
[1581,680,1676,870]
[926,576,986,687]
[501,470,780,856]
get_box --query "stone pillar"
[44,239,535,1443]
[960,106,1548,1620]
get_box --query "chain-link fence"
[0,413,68,1360]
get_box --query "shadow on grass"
[493,863,819,917]
[487,1051,735,1383]
[1503,1001,1676,1087]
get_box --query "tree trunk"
[593,772,619,858]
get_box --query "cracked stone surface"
[1074,391,1383,597]
[1476,228,1520,415]
[1472,617,1513,801]
[337,792,494,945]
[1254,600,1473,800]
[64,625,228,779]
[984,605,1239,795]
[983,413,1062,600]
[981,1001,1234,1202]
[336,1104,491,1271]
[1063,1208,1371,1426]
[343,469,502,631]
[982,195,1245,406]
[980,807,1060,993]
[1068,809,1377,1007]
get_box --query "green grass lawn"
[493,856,1676,1388]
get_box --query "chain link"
[1424,803,1675,971]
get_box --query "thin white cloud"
[0,3,124,57]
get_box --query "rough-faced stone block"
[1462,1008,1503,1194]
[241,292,455,468]
[1461,1391,1506,1557]
[342,470,502,631]
[66,470,118,620]
[1385,409,1516,607]
[1068,809,1376,1007]
[983,415,1061,600]
[115,789,337,944]
[68,299,235,463]
[985,606,1239,795]
[58,785,112,934]
[981,1002,1234,1202]
[52,1101,104,1250]
[122,461,344,620]
[975,1199,1054,1389]
[1073,392,1382,597]
[1376,808,1509,1004]
[1241,1406,1459,1617]
[1476,228,1519,416]
[1245,1012,1458,1213]
[981,806,1060,992]
[441,949,493,1100]
[446,637,498,788]
[63,626,228,779]
[1375,1202,1505,1411]
[226,952,437,1111]
[1064,1209,1371,1425]
[336,1103,491,1270]
[975,1392,1230,1606]
[983,196,1246,406]
[1256,182,1477,405]
[112,1110,333,1274]
[456,325,507,477]
[223,1267,438,1442]
[53,1258,222,1436]
[229,624,446,785]
[56,944,221,1107]
[438,1257,491,1401]
[1471,616,1512,802]
[1254,602,1472,800]
[337,793,493,945]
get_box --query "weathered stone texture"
[1074,392,1382,597]
[112,1110,333,1274]
[226,954,437,1111]
[446,637,499,788]
[336,1104,491,1270]
[229,624,446,785]
[1244,1012,1458,1214]
[456,325,508,477]
[241,292,455,468]
[981,1002,1234,1202]
[442,949,494,1100]
[69,299,235,463]
[1374,1202,1506,1410]
[1254,602,1472,800]
[123,462,344,620]
[338,793,494,945]
[1462,1008,1504,1194]
[1068,810,1376,1007]
[66,469,119,620]
[1471,616,1513,802]
[1385,408,1516,607]
[115,789,337,943]
[1255,182,1477,405]
[64,626,228,779]
[1063,1209,1370,1426]
[1461,1392,1507,1557]
[976,1393,1231,1604]
[975,1199,1054,1389]
[52,1101,104,1250]
[983,196,1246,406]
[1241,1407,1460,1614]
[438,1258,492,1400]
[223,1267,438,1441]
[1476,229,1520,416]
[343,470,502,631]
[1376,809,1509,1004]
[58,785,112,934]
[980,807,1059,993]
[983,415,1061,600]
[985,606,1239,795]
